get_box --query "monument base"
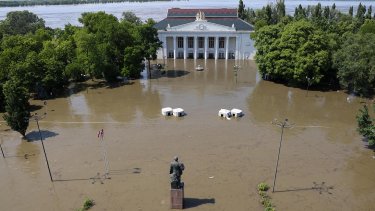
[170,188,184,209]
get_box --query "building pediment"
[166,20,236,32]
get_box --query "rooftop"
[154,8,253,31]
[167,8,238,18]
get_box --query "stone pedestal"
[170,188,184,209]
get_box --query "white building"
[154,8,255,60]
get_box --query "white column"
[235,36,239,60]
[194,36,197,59]
[204,36,208,60]
[173,36,177,59]
[183,36,187,59]
[215,36,219,60]
[163,36,167,60]
[236,36,242,59]
[225,36,229,60]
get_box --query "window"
[209,37,215,48]
[218,52,225,59]
[178,51,184,59]
[168,51,174,58]
[219,37,225,48]
[177,37,184,48]
[198,37,204,48]
[188,37,194,48]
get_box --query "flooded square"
[1,59,374,210]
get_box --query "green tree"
[333,33,375,96]
[356,3,366,24]
[365,5,372,20]
[2,79,30,137]
[323,6,330,19]
[0,34,44,91]
[135,19,162,72]
[359,19,375,34]
[74,28,98,78]
[0,84,4,112]
[276,0,286,21]
[65,61,85,81]
[294,4,307,20]
[312,3,322,19]
[122,11,142,25]
[78,12,132,82]
[39,40,67,94]
[253,20,329,85]
[9,51,43,92]
[244,8,256,24]
[122,46,144,78]
[251,24,282,79]
[349,6,354,17]
[356,105,375,147]
[1,11,45,36]
[238,0,246,20]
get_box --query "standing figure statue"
[170,156,185,189]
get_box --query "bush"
[257,182,275,211]
[77,198,94,211]
[83,198,94,210]
[258,182,270,191]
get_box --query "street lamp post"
[271,118,293,192]
[306,76,314,97]
[234,65,240,83]
[29,113,53,182]
[0,140,4,158]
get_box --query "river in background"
[1,0,375,28]
[0,59,374,210]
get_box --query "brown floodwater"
[1,59,374,211]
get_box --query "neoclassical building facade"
[154,8,255,60]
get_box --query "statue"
[170,156,185,189]
[195,10,206,21]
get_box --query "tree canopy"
[253,20,329,85]
[0,10,161,136]
[356,104,375,148]
[248,2,375,95]
[0,11,45,36]
[333,33,375,96]
[2,79,30,137]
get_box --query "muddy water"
[1,59,374,211]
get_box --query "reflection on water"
[39,59,364,128]
[69,94,91,116]
[248,79,362,127]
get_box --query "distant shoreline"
[0,0,181,8]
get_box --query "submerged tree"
[2,79,30,137]
[252,20,329,85]
[356,104,375,147]
[334,33,375,96]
